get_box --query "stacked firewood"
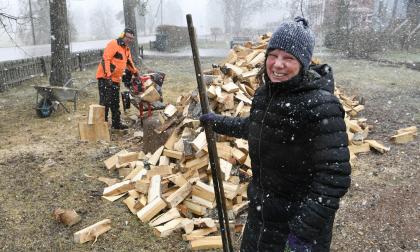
[100,133,249,249]
[335,90,391,162]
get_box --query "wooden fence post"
[40,57,47,76]
[78,53,83,71]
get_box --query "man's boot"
[112,123,128,130]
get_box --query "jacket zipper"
[256,85,276,250]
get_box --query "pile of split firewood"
[71,33,417,249]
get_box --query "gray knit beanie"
[267,17,315,70]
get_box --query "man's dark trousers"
[98,78,121,127]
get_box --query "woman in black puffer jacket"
[200,17,351,252]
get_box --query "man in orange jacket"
[96,28,139,129]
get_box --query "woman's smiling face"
[266,49,302,83]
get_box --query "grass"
[370,48,420,63]
[318,54,420,89]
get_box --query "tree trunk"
[49,0,72,87]
[123,0,140,66]
[404,0,420,50]
[28,0,36,45]
[223,1,232,34]
[391,0,399,19]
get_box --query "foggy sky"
[0,0,288,47]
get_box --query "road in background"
[0,36,232,62]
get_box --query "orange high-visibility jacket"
[96,38,138,83]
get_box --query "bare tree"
[92,7,114,40]
[404,0,420,50]
[17,0,50,45]
[210,27,223,41]
[0,9,35,55]
[15,0,77,45]
[116,0,149,35]
[219,0,279,34]
[123,0,140,66]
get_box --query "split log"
[135,179,150,194]
[241,68,259,79]
[219,158,232,181]
[225,63,244,76]
[102,193,127,202]
[182,226,218,241]
[235,92,252,105]
[123,196,145,214]
[103,180,135,196]
[87,104,105,125]
[104,150,128,170]
[148,175,162,203]
[140,86,161,103]
[164,127,181,150]
[204,142,232,160]
[234,101,244,117]
[149,207,181,227]
[348,143,370,154]
[73,219,112,244]
[232,201,249,216]
[191,195,216,209]
[165,182,192,208]
[192,181,215,202]
[222,82,240,93]
[365,140,390,154]
[249,52,265,66]
[397,126,417,135]
[223,93,235,111]
[148,146,164,166]
[153,218,184,237]
[79,122,110,142]
[164,104,178,117]
[166,173,188,187]
[163,149,184,160]
[147,165,173,179]
[185,155,209,170]
[232,147,247,164]
[245,49,263,63]
[190,236,223,251]
[137,197,167,223]
[390,131,416,144]
[207,85,217,98]
[184,200,206,216]
[117,152,138,166]
[192,132,207,152]
[192,217,216,228]
[131,169,148,183]
[159,156,170,166]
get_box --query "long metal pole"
[28,0,36,45]
[186,14,233,252]
[160,0,163,25]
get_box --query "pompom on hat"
[267,17,315,70]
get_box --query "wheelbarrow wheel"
[36,98,53,118]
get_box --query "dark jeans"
[98,78,121,127]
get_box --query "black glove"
[199,112,218,124]
[286,233,312,252]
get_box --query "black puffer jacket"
[211,64,351,246]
